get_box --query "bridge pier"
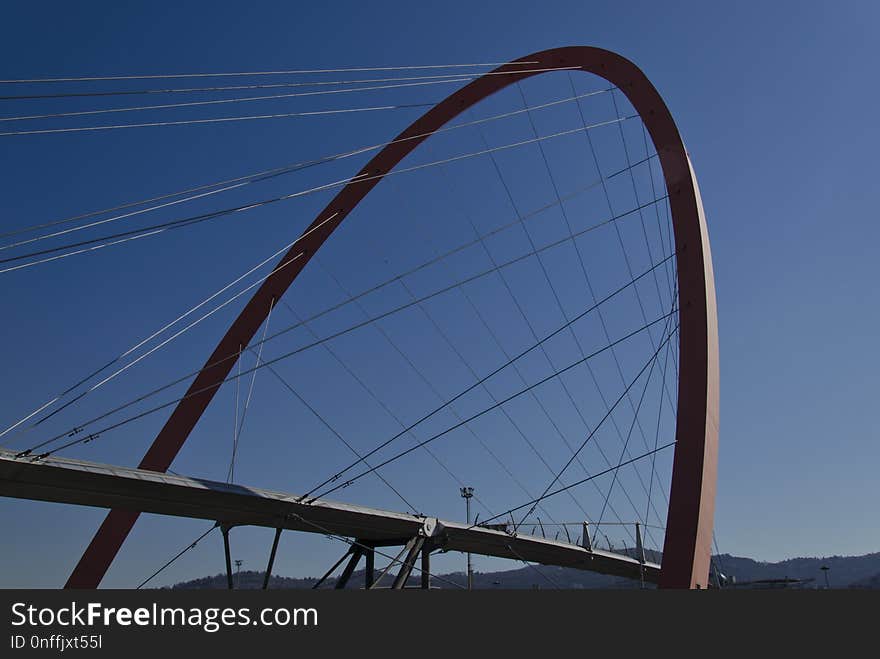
[391,537,424,589]
[421,545,431,589]
[335,546,364,589]
[221,524,233,590]
[636,522,646,589]
[262,528,282,590]
[364,543,375,588]
[312,548,353,590]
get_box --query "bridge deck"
[0,449,659,583]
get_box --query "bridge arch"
[66,46,719,590]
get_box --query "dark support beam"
[364,543,375,589]
[392,537,425,590]
[221,525,233,590]
[421,546,431,590]
[636,522,646,590]
[262,528,282,590]
[335,546,363,590]
[312,549,352,590]
[369,542,411,590]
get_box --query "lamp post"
[234,559,243,589]
[820,565,830,589]
[460,487,474,590]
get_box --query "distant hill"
[167,551,880,589]
[170,566,640,590]
[850,572,880,589]
[713,552,880,588]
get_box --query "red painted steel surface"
[65,47,719,589]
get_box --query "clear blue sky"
[1,1,878,588]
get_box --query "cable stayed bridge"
[0,47,718,590]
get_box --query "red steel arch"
[66,47,719,589]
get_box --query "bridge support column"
[312,548,352,590]
[420,545,431,590]
[364,543,375,589]
[391,537,424,590]
[335,546,364,590]
[368,542,409,590]
[221,524,233,590]
[636,522,646,589]
[262,528,282,590]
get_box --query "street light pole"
[234,559,243,589]
[460,487,474,590]
[820,565,830,589]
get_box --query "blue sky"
[0,1,878,588]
